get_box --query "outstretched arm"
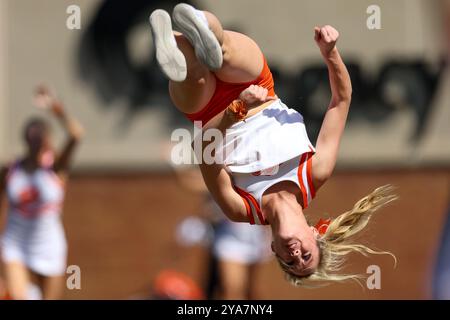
[195,85,277,222]
[311,26,352,190]
[34,86,84,178]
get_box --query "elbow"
[228,214,242,223]
[345,87,352,103]
[332,92,351,109]
[313,159,335,187]
[69,126,85,143]
[344,87,352,103]
[344,82,353,103]
[225,207,247,223]
[69,134,82,145]
[338,87,352,105]
[227,210,246,223]
[314,167,333,187]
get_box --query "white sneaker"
[172,3,223,71]
[149,9,187,82]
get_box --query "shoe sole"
[172,3,223,71]
[149,9,187,82]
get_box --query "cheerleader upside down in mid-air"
[149,3,397,286]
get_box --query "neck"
[23,153,40,169]
[263,189,307,233]
[262,183,308,233]
[265,201,287,231]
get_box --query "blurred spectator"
[152,270,205,300]
[432,0,450,300]
[0,276,8,299]
[433,205,450,299]
[0,85,83,300]
[173,167,271,300]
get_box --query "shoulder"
[0,159,20,185]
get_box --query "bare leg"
[169,34,216,114]
[152,6,264,114]
[191,10,264,83]
[218,259,250,300]
[4,262,30,300]
[168,9,264,114]
[247,263,262,299]
[39,275,64,300]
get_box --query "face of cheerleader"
[267,193,320,277]
[24,120,52,162]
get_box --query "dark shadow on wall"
[77,0,196,128]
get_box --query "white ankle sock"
[170,33,177,46]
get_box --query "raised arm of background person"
[0,165,8,216]
[34,86,84,179]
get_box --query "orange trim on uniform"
[234,185,268,225]
[234,186,255,224]
[306,153,316,199]
[297,154,308,209]
[12,202,62,219]
[247,191,267,225]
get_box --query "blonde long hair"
[277,185,398,287]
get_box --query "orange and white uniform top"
[218,99,314,174]
[1,160,67,276]
[5,161,64,218]
[221,99,316,225]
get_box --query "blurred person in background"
[0,86,84,300]
[128,269,205,300]
[174,167,271,300]
[432,0,450,300]
[209,200,271,299]
[434,205,450,299]
[149,3,397,287]
[0,276,8,299]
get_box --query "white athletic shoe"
[172,3,223,71]
[149,9,187,82]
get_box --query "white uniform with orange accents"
[233,152,315,225]
[221,99,316,225]
[219,99,314,174]
[1,161,67,276]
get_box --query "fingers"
[314,25,339,43]
[314,27,321,42]
[320,28,331,42]
[35,84,50,96]
[247,85,267,101]
[325,25,339,41]
[257,87,269,102]
[239,85,276,107]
